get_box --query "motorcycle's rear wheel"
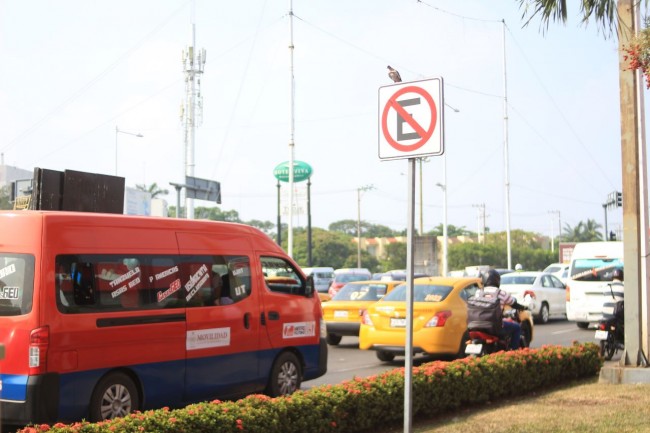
[600,333,616,360]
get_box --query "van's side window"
[261,256,305,295]
[55,254,252,313]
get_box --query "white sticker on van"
[185,264,209,293]
[0,286,19,300]
[283,321,316,339]
[187,327,231,350]
[0,264,16,279]
[153,266,179,282]
[109,266,141,288]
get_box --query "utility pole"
[180,7,206,220]
[357,185,374,269]
[473,203,486,244]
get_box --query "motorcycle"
[595,284,624,360]
[465,306,533,356]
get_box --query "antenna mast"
[180,4,206,219]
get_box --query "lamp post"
[115,126,143,176]
[436,181,447,277]
[357,185,374,269]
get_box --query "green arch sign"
[273,160,313,183]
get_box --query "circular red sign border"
[381,85,438,152]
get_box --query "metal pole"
[287,0,296,258]
[404,158,416,433]
[603,204,609,241]
[357,187,361,269]
[277,180,282,246]
[307,178,312,266]
[419,158,423,236]
[502,20,512,270]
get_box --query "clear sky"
[0,0,629,240]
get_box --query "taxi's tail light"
[523,290,536,299]
[361,310,373,326]
[425,310,451,327]
[566,284,571,301]
[29,326,50,375]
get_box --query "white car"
[500,271,567,324]
[543,263,569,284]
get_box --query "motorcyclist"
[602,268,624,319]
[478,269,526,350]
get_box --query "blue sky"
[0,1,628,240]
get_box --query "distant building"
[0,164,32,196]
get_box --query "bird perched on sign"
[387,65,402,83]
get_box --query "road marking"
[552,328,582,335]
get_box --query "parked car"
[328,268,372,298]
[359,276,483,362]
[500,271,567,324]
[322,280,403,345]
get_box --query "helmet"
[612,268,624,281]
[482,269,501,288]
[515,263,523,271]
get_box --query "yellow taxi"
[359,276,482,362]
[322,280,403,345]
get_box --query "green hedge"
[19,343,602,433]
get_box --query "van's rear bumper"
[1,373,59,425]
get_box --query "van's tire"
[376,351,395,362]
[267,352,302,397]
[576,321,589,329]
[89,372,139,422]
[326,333,342,345]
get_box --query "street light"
[115,126,143,176]
[357,185,375,268]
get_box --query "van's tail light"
[566,285,571,301]
[29,326,49,375]
[425,310,451,327]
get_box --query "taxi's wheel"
[326,333,342,345]
[376,351,395,362]
[267,351,302,396]
[89,372,139,422]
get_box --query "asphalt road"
[303,318,604,389]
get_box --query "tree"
[562,219,603,242]
[0,186,12,210]
[427,223,473,237]
[135,182,169,199]
[381,242,407,271]
[517,0,618,36]
[291,229,354,269]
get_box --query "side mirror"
[305,274,315,297]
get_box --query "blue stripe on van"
[3,343,323,422]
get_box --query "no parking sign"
[378,78,444,160]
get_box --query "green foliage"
[291,229,354,269]
[328,219,402,238]
[342,250,380,272]
[380,242,407,271]
[427,223,473,237]
[135,182,169,199]
[23,343,601,433]
[0,186,12,210]
[562,219,603,242]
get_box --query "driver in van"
[212,272,234,306]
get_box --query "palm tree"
[135,183,169,199]
[562,219,603,242]
[517,1,618,35]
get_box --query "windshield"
[382,284,452,302]
[501,275,536,285]
[332,283,386,301]
[570,258,623,281]
[0,254,35,316]
[543,265,561,273]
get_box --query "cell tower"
[180,23,206,219]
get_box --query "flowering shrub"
[623,22,650,88]
[17,343,601,433]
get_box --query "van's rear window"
[0,254,35,316]
[570,258,623,281]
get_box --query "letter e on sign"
[378,78,444,160]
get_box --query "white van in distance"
[566,241,623,328]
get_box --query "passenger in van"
[212,272,234,306]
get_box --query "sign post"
[378,77,444,433]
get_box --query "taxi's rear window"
[382,284,452,302]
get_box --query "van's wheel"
[267,352,302,396]
[326,333,342,345]
[89,372,139,422]
[376,351,395,362]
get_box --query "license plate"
[334,310,348,318]
[390,318,406,327]
[595,330,609,340]
[465,343,483,355]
